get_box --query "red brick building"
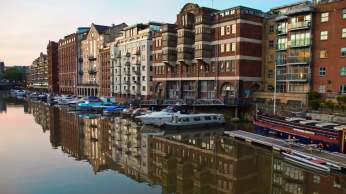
[47,41,59,93]
[58,34,77,95]
[312,0,346,99]
[99,47,111,97]
[152,3,263,104]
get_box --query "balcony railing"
[277,73,308,81]
[195,49,211,59]
[88,55,96,61]
[195,33,211,42]
[162,53,177,62]
[290,39,311,48]
[177,37,194,45]
[276,43,287,50]
[276,59,287,66]
[289,21,311,30]
[177,52,193,61]
[287,56,310,64]
[276,29,288,35]
[88,68,97,75]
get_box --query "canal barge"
[254,114,346,154]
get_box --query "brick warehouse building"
[58,33,77,95]
[99,46,111,96]
[151,3,263,104]
[47,41,59,93]
[312,0,346,99]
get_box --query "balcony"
[276,43,288,51]
[177,37,194,45]
[162,39,177,48]
[290,40,311,48]
[195,49,211,59]
[276,59,287,66]
[88,55,96,61]
[195,33,211,42]
[276,29,288,35]
[88,68,97,75]
[277,73,308,82]
[162,53,177,62]
[289,21,311,31]
[287,56,310,64]
[177,52,193,62]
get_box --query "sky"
[0,0,298,66]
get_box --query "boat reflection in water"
[27,101,346,194]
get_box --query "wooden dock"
[225,130,346,169]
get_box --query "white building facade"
[110,23,161,102]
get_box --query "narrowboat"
[254,114,346,153]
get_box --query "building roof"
[93,24,111,34]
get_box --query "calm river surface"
[0,91,345,194]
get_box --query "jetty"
[225,130,346,170]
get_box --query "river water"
[0,92,345,194]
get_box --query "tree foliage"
[3,67,25,82]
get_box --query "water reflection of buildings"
[28,102,346,194]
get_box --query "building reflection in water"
[28,102,346,194]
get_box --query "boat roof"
[299,120,321,124]
[334,125,346,131]
[285,117,306,122]
[175,113,222,117]
[315,122,339,128]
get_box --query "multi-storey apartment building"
[255,1,314,105]
[99,46,111,96]
[76,27,90,93]
[312,0,346,99]
[31,52,48,91]
[79,23,126,97]
[110,22,161,102]
[47,41,59,93]
[58,33,78,95]
[151,3,263,104]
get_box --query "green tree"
[3,67,25,83]
[308,92,321,110]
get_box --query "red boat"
[254,114,346,154]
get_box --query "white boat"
[135,108,178,126]
[163,113,225,129]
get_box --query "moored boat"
[254,114,346,153]
[163,113,225,130]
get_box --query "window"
[340,66,346,76]
[142,86,146,91]
[319,85,326,94]
[231,43,236,52]
[220,44,225,53]
[226,43,230,52]
[340,85,346,93]
[226,25,231,35]
[341,48,346,57]
[343,9,346,19]
[231,24,236,34]
[269,25,274,33]
[321,12,329,22]
[320,31,328,40]
[319,67,326,76]
[221,26,225,36]
[268,70,273,78]
[320,49,328,58]
[342,28,346,38]
[193,117,201,121]
[269,40,274,48]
